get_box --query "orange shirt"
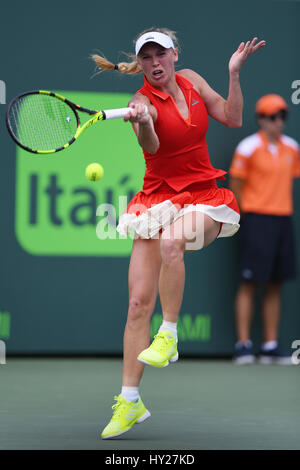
[137,74,226,194]
[229,130,300,215]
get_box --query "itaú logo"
[15,173,138,257]
[13,90,145,257]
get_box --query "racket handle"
[103,105,148,120]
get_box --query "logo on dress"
[192,99,199,106]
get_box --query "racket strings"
[9,94,78,151]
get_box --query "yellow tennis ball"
[85,163,104,182]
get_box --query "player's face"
[137,43,178,88]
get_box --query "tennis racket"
[6,90,147,154]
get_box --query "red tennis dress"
[117,73,240,239]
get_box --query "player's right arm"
[124,93,159,154]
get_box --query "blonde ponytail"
[92,53,142,75]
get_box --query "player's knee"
[127,296,151,324]
[160,238,184,265]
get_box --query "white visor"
[135,31,175,56]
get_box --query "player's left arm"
[179,68,241,127]
[179,37,265,128]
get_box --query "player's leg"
[159,211,220,323]
[101,237,161,439]
[138,212,220,368]
[123,237,162,385]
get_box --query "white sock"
[159,320,177,341]
[120,386,139,403]
[262,340,278,351]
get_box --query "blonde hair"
[91,27,180,76]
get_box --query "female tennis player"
[93,28,265,439]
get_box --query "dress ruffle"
[117,184,240,239]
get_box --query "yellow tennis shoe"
[137,330,179,367]
[101,395,151,439]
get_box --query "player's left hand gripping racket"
[6,90,147,154]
